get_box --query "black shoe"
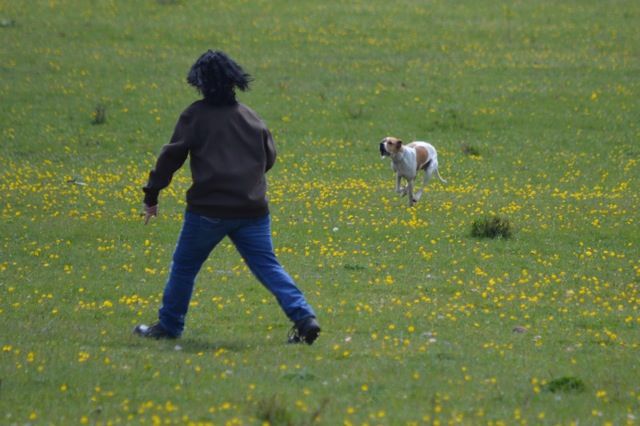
[287,317,321,345]
[133,322,177,339]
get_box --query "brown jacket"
[143,101,276,218]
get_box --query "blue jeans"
[158,211,316,336]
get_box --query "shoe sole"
[133,324,177,339]
[302,326,321,345]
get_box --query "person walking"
[134,50,320,345]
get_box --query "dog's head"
[379,136,403,158]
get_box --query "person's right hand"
[144,204,158,225]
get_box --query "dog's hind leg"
[413,168,431,201]
[423,165,434,186]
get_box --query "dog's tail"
[435,167,447,184]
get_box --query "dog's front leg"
[395,174,405,195]
[407,179,416,206]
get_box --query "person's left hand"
[144,204,158,225]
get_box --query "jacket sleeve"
[264,128,277,172]
[142,110,193,206]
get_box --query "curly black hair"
[187,50,252,106]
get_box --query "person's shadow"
[170,337,251,353]
[123,333,252,353]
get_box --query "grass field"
[1,0,639,424]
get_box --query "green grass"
[1,0,639,424]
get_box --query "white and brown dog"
[379,136,447,206]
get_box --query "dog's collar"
[390,148,406,159]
